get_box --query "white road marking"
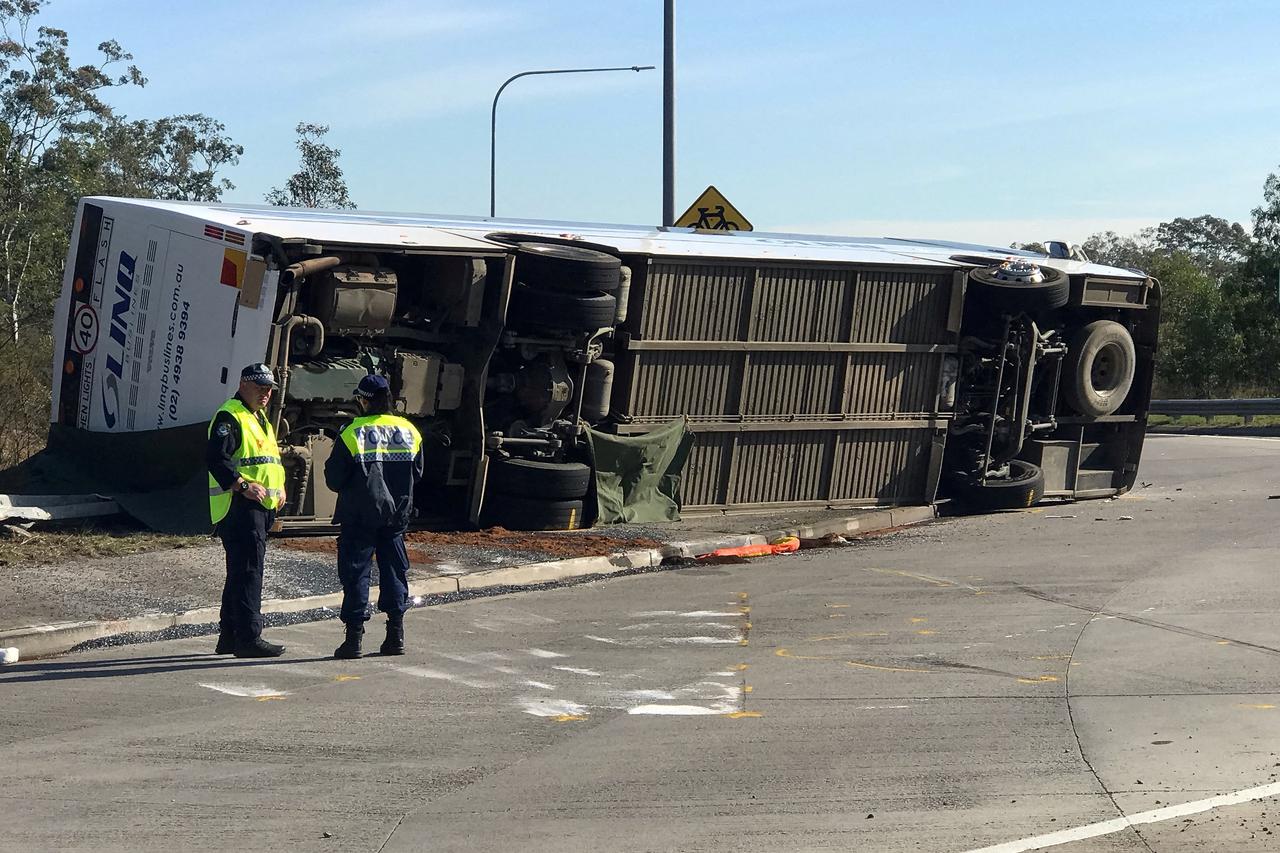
[631,610,679,617]
[662,636,739,645]
[584,635,623,644]
[198,683,288,698]
[628,704,725,715]
[525,648,566,658]
[681,611,740,618]
[436,652,519,674]
[524,680,555,690]
[519,698,587,717]
[964,780,1280,853]
[552,666,601,676]
[620,689,677,701]
[392,666,492,689]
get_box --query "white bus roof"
[84,197,1145,279]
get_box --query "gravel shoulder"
[0,507,889,633]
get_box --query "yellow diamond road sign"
[675,185,752,231]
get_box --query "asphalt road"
[4,434,1280,853]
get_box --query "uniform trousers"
[217,498,274,641]
[337,524,411,624]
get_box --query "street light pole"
[663,0,676,226]
[490,65,655,218]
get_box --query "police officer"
[206,363,287,658]
[325,374,425,659]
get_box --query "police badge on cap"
[241,363,278,387]
[354,374,390,399]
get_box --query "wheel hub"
[990,259,1045,284]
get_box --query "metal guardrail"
[1151,398,1280,417]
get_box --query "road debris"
[798,532,851,549]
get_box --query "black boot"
[380,615,405,656]
[234,636,285,658]
[215,628,235,655]
[334,622,364,660]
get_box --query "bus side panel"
[54,202,276,433]
[613,258,955,511]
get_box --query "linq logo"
[99,250,136,428]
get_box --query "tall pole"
[490,65,654,218]
[663,0,676,226]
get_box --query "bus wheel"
[1063,320,1136,417]
[482,494,587,531]
[488,457,591,500]
[947,460,1045,511]
[508,282,617,332]
[968,262,1069,314]
[516,243,621,292]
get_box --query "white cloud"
[326,62,654,123]
[313,1,522,44]
[769,216,1163,247]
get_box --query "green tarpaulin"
[586,419,693,524]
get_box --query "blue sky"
[40,0,1280,245]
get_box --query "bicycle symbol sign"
[674,185,752,232]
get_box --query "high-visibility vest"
[339,413,423,463]
[208,398,286,524]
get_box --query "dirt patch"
[277,527,662,567]
[406,528,661,560]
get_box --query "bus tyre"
[967,265,1069,314]
[948,460,1045,511]
[1063,320,1136,418]
[516,243,621,293]
[508,282,617,332]
[488,457,592,500]
[482,494,586,531]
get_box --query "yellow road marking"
[1017,675,1060,684]
[724,711,763,718]
[866,567,954,587]
[805,632,888,642]
[846,659,934,674]
[743,685,753,693]
[334,675,361,682]
[1033,655,1073,661]
[916,629,936,636]
[255,695,286,702]
[731,663,749,671]
[910,617,928,623]
[739,605,752,614]
[1217,641,1232,646]
[1239,704,1276,710]
[553,714,588,722]
[773,648,834,660]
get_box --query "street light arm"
[490,65,656,218]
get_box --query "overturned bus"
[50,198,1158,531]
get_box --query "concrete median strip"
[0,505,934,662]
